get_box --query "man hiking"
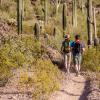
[72,35,85,76]
[61,34,73,74]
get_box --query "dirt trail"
[0,68,89,100]
[0,69,33,100]
[49,73,88,100]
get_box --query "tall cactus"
[62,3,67,37]
[53,27,56,38]
[55,0,60,17]
[34,23,40,40]
[81,0,84,13]
[44,0,47,25]
[0,0,2,5]
[22,0,24,20]
[93,7,99,46]
[87,0,93,46]
[72,0,77,28]
[17,0,23,35]
[93,8,97,39]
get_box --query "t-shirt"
[62,40,73,47]
[71,41,85,55]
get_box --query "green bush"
[32,59,62,100]
[82,48,100,71]
[2,35,63,99]
[0,36,44,79]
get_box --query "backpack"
[74,41,81,54]
[63,40,71,53]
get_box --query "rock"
[46,46,64,68]
[8,96,13,99]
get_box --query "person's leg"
[67,53,71,74]
[64,54,68,73]
[73,56,79,75]
[78,54,82,75]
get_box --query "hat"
[64,34,70,39]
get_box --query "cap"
[64,34,70,39]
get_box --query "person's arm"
[82,48,85,52]
[61,41,64,53]
[70,41,74,51]
[81,42,85,53]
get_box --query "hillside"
[0,0,100,36]
[0,0,100,100]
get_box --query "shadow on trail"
[71,78,86,84]
[60,90,80,96]
[79,81,90,100]
[59,79,90,100]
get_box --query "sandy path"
[0,69,88,100]
[49,73,88,100]
[0,69,33,100]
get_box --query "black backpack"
[74,42,81,53]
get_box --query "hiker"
[72,35,85,76]
[61,34,73,74]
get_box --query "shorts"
[73,53,82,65]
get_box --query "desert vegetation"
[0,0,100,99]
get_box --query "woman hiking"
[61,34,73,75]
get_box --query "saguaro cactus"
[81,0,84,13]
[17,0,23,35]
[62,3,67,37]
[93,8,97,39]
[93,7,99,46]
[55,0,60,17]
[34,23,40,40]
[44,0,47,25]
[53,27,56,38]
[72,0,77,28]
[22,0,24,20]
[87,0,93,46]
[0,0,2,5]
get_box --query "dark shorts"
[73,53,82,65]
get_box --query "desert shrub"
[16,55,63,99]
[82,48,100,71]
[32,59,62,100]
[18,59,63,100]
[48,30,63,50]
[24,0,34,20]
[0,36,44,80]
[0,0,34,20]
